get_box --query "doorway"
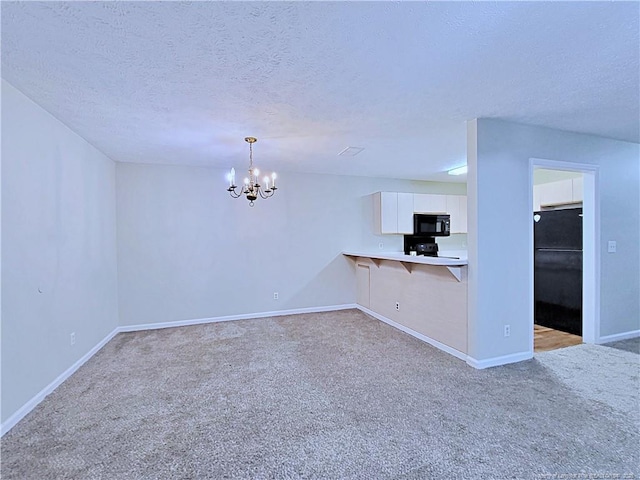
[529,160,599,354]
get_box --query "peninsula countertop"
[342,250,468,267]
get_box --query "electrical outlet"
[607,240,617,253]
[504,325,510,337]
[379,243,384,250]
[273,292,279,300]
[70,332,76,346]
[395,302,400,311]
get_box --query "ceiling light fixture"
[447,165,468,176]
[226,137,277,207]
[338,146,364,157]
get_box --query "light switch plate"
[607,240,617,253]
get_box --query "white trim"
[118,304,357,333]
[1,304,358,437]
[356,305,467,362]
[357,305,534,369]
[529,159,601,353]
[529,158,599,174]
[582,169,600,344]
[466,351,533,369]
[0,327,120,437]
[597,329,640,344]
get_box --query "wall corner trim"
[1,327,120,437]
[466,351,533,369]
[596,329,640,345]
[356,305,468,362]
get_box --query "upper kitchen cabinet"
[374,191,468,235]
[571,176,583,202]
[414,193,447,213]
[534,177,583,210]
[446,195,467,234]
[539,178,573,207]
[374,192,414,235]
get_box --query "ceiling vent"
[338,146,364,157]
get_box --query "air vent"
[338,146,364,157]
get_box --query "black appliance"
[534,207,583,336]
[413,214,450,236]
[404,235,439,256]
[404,214,451,257]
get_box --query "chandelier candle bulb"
[230,168,235,187]
[264,177,270,190]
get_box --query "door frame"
[528,158,600,352]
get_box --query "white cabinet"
[414,193,447,213]
[414,193,467,233]
[572,176,583,202]
[539,179,573,206]
[375,192,467,235]
[374,192,414,235]
[397,193,414,234]
[533,177,583,210]
[446,195,467,234]
[533,187,542,211]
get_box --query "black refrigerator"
[534,208,583,336]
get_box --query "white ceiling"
[2,1,638,183]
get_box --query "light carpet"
[1,309,638,479]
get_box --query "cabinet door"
[446,195,468,234]
[458,196,468,233]
[539,179,573,206]
[572,176,583,202]
[414,193,447,213]
[378,192,398,234]
[446,195,460,232]
[533,185,542,211]
[356,263,370,308]
[397,193,414,234]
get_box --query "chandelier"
[226,137,278,206]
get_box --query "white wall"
[116,163,465,326]
[1,80,119,423]
[467,118,640,363]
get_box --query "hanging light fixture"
[226,137,278,207]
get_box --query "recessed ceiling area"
[2,1,638,183]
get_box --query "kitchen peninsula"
[343,251,468,358]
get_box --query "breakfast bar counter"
[343,251,468,357]
[343,250,467,281]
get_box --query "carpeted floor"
[2,309,638,479]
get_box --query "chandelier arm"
[258,187,276,199]
[227,186,243,198]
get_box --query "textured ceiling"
[2,1,638,182]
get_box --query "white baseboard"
[1,304,358,437]
[1,327,120,437]
[118,304,358,332]
[597,329,640,345]
[466,351,533,369]
[355,306,536,369]
[356,305,468,362]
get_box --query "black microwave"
[414,214,450,236]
